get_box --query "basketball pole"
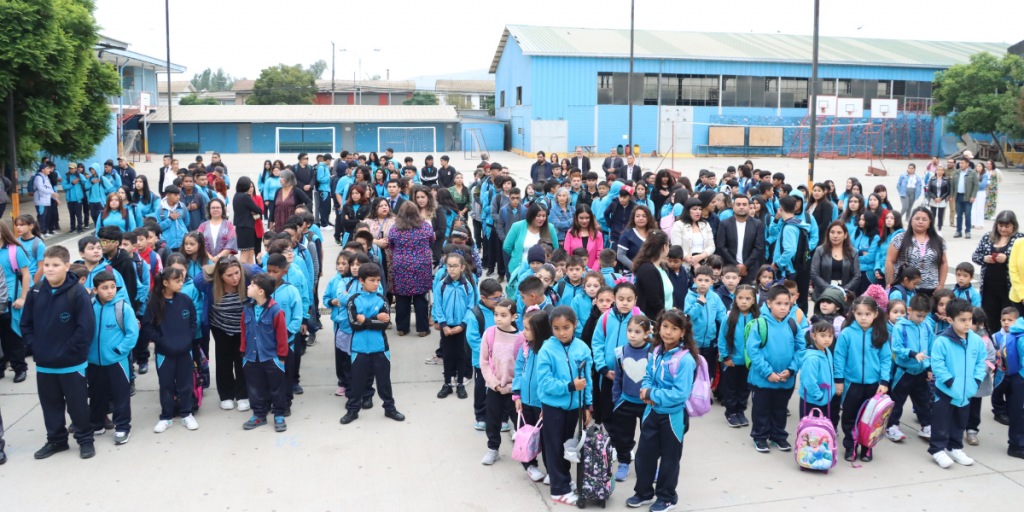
[627,0,634,155]
[807,0,820,191]
[164,0,174,161]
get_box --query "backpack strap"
[114,300,126,336]
[556,281,566,299]
[484,326,496,360]
[787,317,799,338]
[601,309,611,337]
[472,305,485,337]
[7,245,17,273]
[758,317,769,348]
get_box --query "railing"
[106,89,143,107]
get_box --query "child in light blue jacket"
[590,282,637,426]
[799,321,837,430]
[465,279,502,430]
[717,285,757,427]
[886,295,934,442]
[834,296,892,461]
[88,271,139,443]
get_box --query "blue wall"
[461,123,505,152]
[495,36,531,116]
[149,122,446,153]
[355,123,446,152]
[596,106,658,155]
[507,107,532,152]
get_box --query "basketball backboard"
[871,99,898,119]
[837,98,864,118]
[809,95,837,116]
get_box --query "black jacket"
[714,216,765,284]
[604,199,635,246]
[292,164,316,195]
[664,267,691,310]
[809,245,862,300]
[342,203,371,234]
[633,261,667,319]
[602,156,623,174]
[808,201,834,249]
[570,156,591,173]
[232,192,263,229]
[21,272,95,370]
[438,165,457,188]
[107,248,140,310]
[141,291,198,356]
[420,166,439,186]
[384,195,407,214]
[623,165,642,183]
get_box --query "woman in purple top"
[388,201,435,337]
[197,198,238,261]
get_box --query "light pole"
[356,49,380,104]
[333,44,348,105]
[628,0,635,156]
[164,0,173,161]
[807,0,820,190]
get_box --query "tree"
[443,94,472,110]
[932,52,1024,165]
[371,74,381,80]
[246,64,317,105]
[0,0,121,173]
[308,59,328,80]
[190,67,237,92]
[481,95,495,116]
[403,91,439,106]
[180,94,220,106]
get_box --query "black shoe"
[362,397,373,410]
[0,448,6,465]
[725,414,742,428]
[292,383,304,395]
[437,384,453,399]
[859,447,872,462]
[138,363,148,375]
[13,371,26,383]
[995,413,1011,426]
[340,411,359,424]
[844,449,855,462]
[456,384,468,399]
[274,418,287,432]
[953,232,962,238]
[753,440,770,452]
[243,416,268,430]
[130,381,136,396]
[34,442,70,459]
[79,444,95,459]
[772,439,792,451]
[486,270,495,277]
[1009,447,1024,459]
[385,409,406,421]
[738,413,750,426]
[283,407,292,417]
[103,416,115,430]
[965,232,971,239]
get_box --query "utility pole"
[6,93,19,217]
[165,0,174,161]
[807,0,820,190]
[627,0,635,156]
[331,41,335,105]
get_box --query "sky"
[95,0,1024,85]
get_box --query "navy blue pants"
[346,351,395,413]
[799,397,840,430]
[0,309,27,374]
[520,404,545,470]
[68,201,84,232]
[719,364,750,416]
[0,398,5,452]
[37,370,93,445]
[929,389,968,454]
[49,197,59,232]
[540,404,579,496]
[395,294,429,333]
[595,375,616,425]
[317,192,332,227]
[335,346,375,397]
[1008,374,1024,450]
[474,367,486,422]
[612,399,647,463]
[634,411,684,504]
[243,358,288,418]
[485,389,516,450]
[888,371,932,428]
[87,361,132,433]
[993,376,1010,417]
[968,396,982,432]
[750,385,794,442]
[156,352,194,420]
[36,204,51,236]
[89,202,104,224]
[440,330,470,383]
[841,382,879,450]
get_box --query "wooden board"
[708,126,745,147]
[749,127,783,147]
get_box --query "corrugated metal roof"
[145,105,460,123]
[489,25,1010,72]
[436,80,495,93]
[231,80,255,92]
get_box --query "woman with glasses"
[388,202,435,337]
[198,198,238,262]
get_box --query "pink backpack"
[851,394,894,467]
[659,214,674,231]
[795,394,837,473]
[653,347,711,417]
[511,411,543,463]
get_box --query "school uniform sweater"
[347,290,390,354]
[834,323,893,387]
[591,308,635,375]
[21,273,95,373]
[464,302,495,370]
[890,317,933,382]
[799,349,836,407]
[612,342,650,405]
[953,284,981,307]
[140,292,198,356]
[536,337,594,410]
[931,327,987,407]
[240,299,290,363]
[745,313,804,389]
[641,346,696,441]
[513,343,544,408]
[717,312,755,363]
[89,298,139,366]
[684,288,728,349]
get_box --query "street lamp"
[357,49,380,104]
[332,44,347,105]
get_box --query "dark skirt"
[236,227,257,251]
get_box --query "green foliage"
[444,94,472,110]
[308,59,328,80]
[0,0,121,173]
[370,74,381,80]
[190,67,237,92]
[403,91,439,106]
[932,52,1024,140]
[481,95,495,116]
[180,94,220,106]
[246,64,317,105]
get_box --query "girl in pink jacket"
[479,298,523,465]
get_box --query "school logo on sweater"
[60,312,71,322]
[182,310,190,320]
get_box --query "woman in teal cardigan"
[503,203,560,273]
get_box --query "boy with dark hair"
[121,230,150,309]
[88,271,139,445]
[466,278,504,430]
[886,293,935,443]
[517,275,553,330]
[664,245,691,308]
[156,185,188,250]
[340,263,405,424]
[686,265,728,390]
[598,248,620,287]
[715,265,741,311]
[241,273,290,432]
[98,226,142,312]
[929,297,986,468]
[265,253,304,415]
[952,262,981,307]
[555,256,586,307]
[23,245,97,459]
[993,307,1019,427]
[746,285,803,453]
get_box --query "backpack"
[330,174,342,209]
[27,172,43,194]
[795,400,838,473]
[470,304,487,337]
[132,253,146,282]
[775,222,810,273]
[851,394,894,468]
[1002,332,1022,376]
[599,306,641,338]
[577,423,616,505]
[511,411,544,463]
[91,297,127,335]
[742,316,799,367]
[652,346,711,417]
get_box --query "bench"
[172,142,200,153]
[278,141,334,153]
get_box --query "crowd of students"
[3,150,1024,512]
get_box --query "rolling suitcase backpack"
[577,423,615,508]
[794,389,837,473]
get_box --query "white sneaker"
[946,449,974,466]
[543,474,550,485]
[481,449,500,465]
[933,450,954,468]
[220,400,235,410]
[552,493,578,506]
[526,465,545,482]
[183,414,199,430]
[153,419,173,433]
[886,425,906,442]
[237,399,251,412]
[918,425,932,439]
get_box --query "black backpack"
[775,222,809,273]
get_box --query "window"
[596,73,644,105]
[765,78,779,108]
[500,91,505,108]
[837,79,852,97]
[779,78,809,108]
[516,86,522,106]
[643,75,660,105]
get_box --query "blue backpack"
[1003,332,1022,377]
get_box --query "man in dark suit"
[622,154,642,183]
[384,179,407,213]
[570,147,591,173]
[530,151,552,183]
[601,148,624,177]
[714,195,764,284]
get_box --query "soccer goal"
[463,128,488,160]
[378,127,435,153]
[275,127,336,158]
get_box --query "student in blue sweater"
[324,252,353,395]
[664,246,691,309]
[886,294,935,443]
[22,246,97,460]
[852,212,880,289]
[554,255,586,307]
[611,315,652,482]
[513,309,551,483]
[141,266,199,434]
[952,263,981,307]
[155,186,189,250]
[888,266,921,304]
[265,253,304,413]
[466,279,503,431]
[928,298,987,468]
[718,285,758,428]
[799,321,837,429]
[927,289,954,335]
[834,295,892,462]
[625,309,697,512]
[746,285,804,453]
[87,272,139,445]
[685,266,728,390]
[340,263,406,425]
[591,282,638,426]
[537,306,593,506]
[1005,311,1024,459]
[434,253,477,399]
[571,272,605,338]
[240,273,291,433]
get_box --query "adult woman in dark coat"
[631,230,673,319]
[809,220,861,300]
[231,176,263,264]
[807,183,835,249]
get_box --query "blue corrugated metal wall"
[596,106,658,154]
[461,123,505,152]
[495,36,531,117]
[568,106,596,150]
[355,123,446,152]
[199,124,238,153]
[507,107,532,152]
